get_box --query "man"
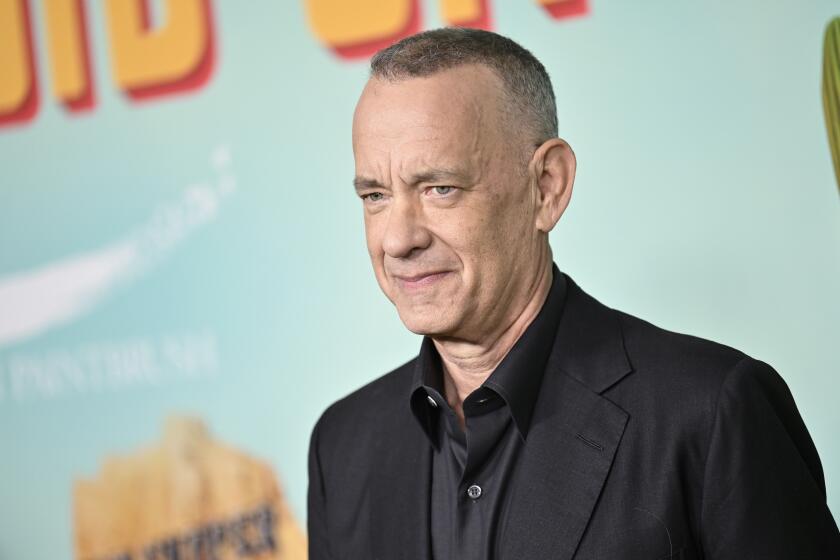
[307,28,840,559]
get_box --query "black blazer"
[307,274,840,559]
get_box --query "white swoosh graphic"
[0,146,235,348]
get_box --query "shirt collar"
[410,263,568,442]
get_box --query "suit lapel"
[367,274,633,560]
[498,369,629,559]
[499,275,633,560]
[369,387,433,560]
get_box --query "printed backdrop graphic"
[75,416,305,560]
[824,16,840,194]
[1,1,839,558]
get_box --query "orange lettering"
[0,0,38,127]
[104,0,215,100]
[440,0,491,30]
[44,0,95,111]
[305,0,421,59]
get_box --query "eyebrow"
[353,168,467,193]
[353,176,384,192]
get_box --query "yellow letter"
[0,0,38,127]
[440,0,491,29]
[44,0,95,111]
[305,0,421,59]
[824,17,840,194]
[104,0,215,100]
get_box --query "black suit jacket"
[307,273,840,559]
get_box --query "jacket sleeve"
[308,413,333,560]
[699,357,840,558]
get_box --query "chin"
[395,307,453,336]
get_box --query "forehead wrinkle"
[354,69,506,191]
[395,143,485,186]
[413,100,491,182]
[353,143,393,189]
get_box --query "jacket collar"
[370,272,633,560]
[408,263,569,444]
[496,274,632,559]
[550,273,633,394]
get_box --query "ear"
[529,138,576,233]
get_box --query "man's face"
[352,64,545,341]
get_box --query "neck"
[432,257,554,429]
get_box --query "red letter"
[539,0,589,20]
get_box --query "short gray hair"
[370,27,558,144]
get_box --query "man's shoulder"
[314,356,417,438]
[608,302,772,406]
[566,275,757,395]
[617,307,748,371]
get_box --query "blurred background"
[1,0,838,558]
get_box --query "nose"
[381,194,432,259]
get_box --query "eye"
[361,192,385,202]
[429,186,455,196]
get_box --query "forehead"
[352,65,506,166]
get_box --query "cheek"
[363,214,384,257]
[430,208,499,270]
[492,187,533,241]
[363,215,393,292]
[463,193,531,264]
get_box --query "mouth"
[392,271,450,292]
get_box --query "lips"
[392,271,450,290]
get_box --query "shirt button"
[426,395,438,407]
[467,484,482,500]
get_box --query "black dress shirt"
[409,264,568,560]
[310,266,840,560]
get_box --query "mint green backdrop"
[1,1,838,557]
